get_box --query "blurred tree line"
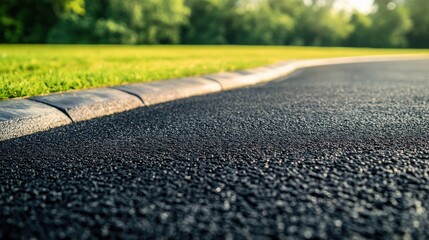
[0,0,428,48]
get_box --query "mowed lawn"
[1,45,428,99]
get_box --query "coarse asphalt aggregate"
[1,60,429,239]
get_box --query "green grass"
[1,44,428,100]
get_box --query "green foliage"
[406,0,429,48]
[47,0,189,44]
[0,0,428,47]
[63,0,85,15]
[346,12,373,47]
[0,0,57,43]
[347,0,413,48]
[230,0,295,45]
[294,1,353,46]
[182,0,234,44]
[366,0,412,47]
[0,1,23,43]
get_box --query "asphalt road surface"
[1,60,429,239]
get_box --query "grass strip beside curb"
[2,45,429,100]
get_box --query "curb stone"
[0,99,71,141]
[113,77,221,106]
[31,88,143,122]
[1,54,428,141]
[203,61,300,90]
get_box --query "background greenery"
[1,0,428,48]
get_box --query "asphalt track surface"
[1,60,429,239]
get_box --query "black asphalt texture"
[1,60,429,239]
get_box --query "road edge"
[1,54,428,141]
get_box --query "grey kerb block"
[31,88,143,122]
[113,77,222,106]
[203,63,298,90]
[0,99,71,141]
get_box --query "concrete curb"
[1,54,428,141]
[31,88,143,122]
[204,61,297,90]
[0,99,71,141]
[113,77,222,106]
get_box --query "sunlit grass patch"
[1,44,428,99]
